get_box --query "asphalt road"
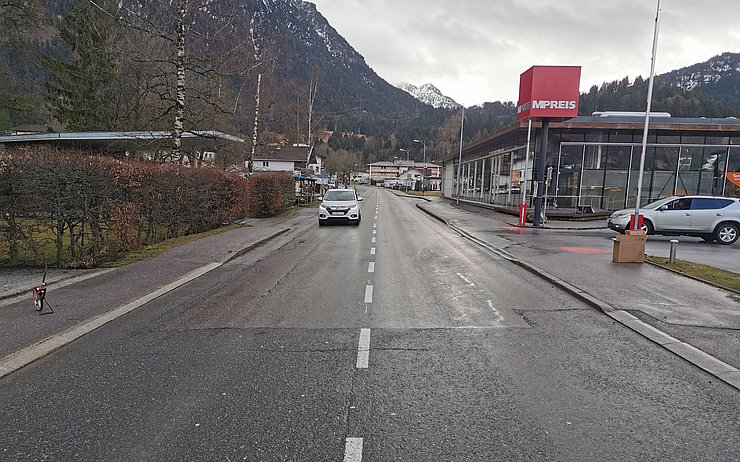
[1,187,738,461]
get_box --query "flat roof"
[0,130,245,152]
[457,114,740,160]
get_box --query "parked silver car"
[607,196,740,245]
[318,188,363,226]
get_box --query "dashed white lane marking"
[371,237,376,243]
[368,262,375,273]
[374,215,378,219]
[456,272,475,286]
[356,329,370,369]
[372,230,377,235]
[364,285,373,303]
[373,224,376,228]
[344,437,364,461]
[370,247,376,255]
[487,299,504,322]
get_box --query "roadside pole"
[633,0,662,229]
[519,118,532,226]
[533,119,549,227]
[456,107,465,206]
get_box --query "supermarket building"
[443,92,740,213]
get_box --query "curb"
[392,191,432,202]
[223,228,291,264]
[0,227,292,379]
[416,203,449,224]
[416,203,740,391]
[505,221,607,231]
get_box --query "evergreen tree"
[41,0,120,131]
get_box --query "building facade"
[369,160,442,188]
[444,113,740,211]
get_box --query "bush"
[0,146,251,267]
[245,172,296,217]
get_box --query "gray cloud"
[311,0,740,105]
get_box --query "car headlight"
[319,203,328,211]
[611,212,631,219]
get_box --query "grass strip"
[645,255,740,292]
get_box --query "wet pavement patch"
[559,246,610,255]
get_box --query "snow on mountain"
[397,82,462,110]
[660,52,740,107]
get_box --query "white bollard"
[669,239,679,264]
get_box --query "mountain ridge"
[397,82,461,110]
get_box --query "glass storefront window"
[701,147,727,196]
[607,132,634,144]
[725,148,740,198]
[581,169,605,209]
[676,145,703,195]
[607,145,630,169]
[555,145,583,209]
[604,170,629,209]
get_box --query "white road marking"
[373,224,377,228]
[487,299,504,322]
[370,247,376,255]
[371,237,376,243]
[344,437,364,461]
[368,262,375,273]
[356,329,370,369]
[364,285,373,303]
[456,272,475,286]
[372,230,377,235]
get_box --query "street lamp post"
[399,148,409,161]
[413,139,426,195]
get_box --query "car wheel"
[714,222,739,245]
[642,220,654,235]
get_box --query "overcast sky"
[309,0,740,106]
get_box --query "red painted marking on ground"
[560,246,610,255]
[498,226,527,232]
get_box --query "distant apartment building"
[368,160,441,186]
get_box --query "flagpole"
[633,0,662,230]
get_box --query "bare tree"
[88,0,259,161]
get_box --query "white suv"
[318,188,363,226]
[607,196,740,245]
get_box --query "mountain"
[579,74,739,119]
[659,52,740,108]
[248,0,428,134]
[397,83,461,110]
[0,0,428,137]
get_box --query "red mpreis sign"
[516,66,581,122]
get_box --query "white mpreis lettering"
[530,100,576,110]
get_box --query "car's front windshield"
[324,190,356,201]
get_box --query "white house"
[252,145,312,172]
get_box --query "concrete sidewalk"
[417,198,740,389]
[0,216,298,375]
